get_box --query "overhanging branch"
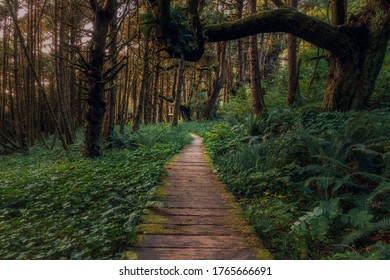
[204,7,353,57]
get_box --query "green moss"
[121,251,138,260]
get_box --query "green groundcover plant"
[0,125,191,259]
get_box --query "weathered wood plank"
[144,207,228,216]
[132,134,267,260]
[141,224,234,235]
[143,215,228,225]
[138,235,247,249]
[135,248,256,260]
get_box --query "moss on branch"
[204,7,353,57]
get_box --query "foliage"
[197,106,390,259]
[371,43,390,105]
[0,125,192,259]
[331,242,390,260]
[263,45,328,109]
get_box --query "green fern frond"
[299,164,329,176]
[368,181,390,201]
[352,144,383,157]
[351,172,385,185]
[311,155,350,172]
[363,137,390,146]
[342,217,390,246]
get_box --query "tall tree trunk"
[172,56,185,126]
[102,5,118,142]
[287,0,298,106]
[248,0,265,116]
[12,0,28,151]
[203,42,227,119]
[133,37,150,132]
[332,0,347,25]
[236,0,246,87]
[158,72,164,123]
[152,51,161,124]
[0,19,8,142]
[83,0,115,157]
[55,0,74,145]
[323,0,390,110]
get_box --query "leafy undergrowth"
[0,125,192,259]
[183,106,390,259]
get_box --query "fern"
[311,155,350,173]
[350,172,385,186]
[367,181,390,201]
[352,144,383,157]
[342,217,390,246]
[299,164,329,177]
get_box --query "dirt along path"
[128,134,272,260]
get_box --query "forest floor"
[128,134,272,260]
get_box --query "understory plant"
[0,125,191,259]
[198,107,390,259]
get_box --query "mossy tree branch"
[204,7,354,57]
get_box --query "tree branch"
[270,0,286,8]
[204,7,353,57]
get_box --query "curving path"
[131,134,271,260]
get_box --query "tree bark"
[133,37,150,132]
[332,0,347,26]
[102,5,118,142]
[236,0,246,87]
[323,0,390,110]
[203,42,227,119]
[287,0,298,106]
[152,51,161,124]
[55,0,74,145]
[83,0,115,157]
[248,0,265,116]
[172,56,185,126]
[205,7,353,57]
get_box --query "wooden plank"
[138,235,247,249]
[165,194,221,201]
[135,248,256,260]
[133,134,270,260]
[143,215,227,225]
[166,200,229,209]
[141,224,234,235]
[145,207,228,216]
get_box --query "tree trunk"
[83,0,115,157]
[236,0,246,87]
[332,0,347,26]
[203,42,227,119]
[102,6,118,142]
[11,0,28,152]
[287,0,298,106]
[172,57,185,126]
[248,0,265,116]
[55,0,74,145]
[323,1,390,110]
[152,51,161,124]
[133,37,150,132]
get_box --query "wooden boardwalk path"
[129,134,271,260]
